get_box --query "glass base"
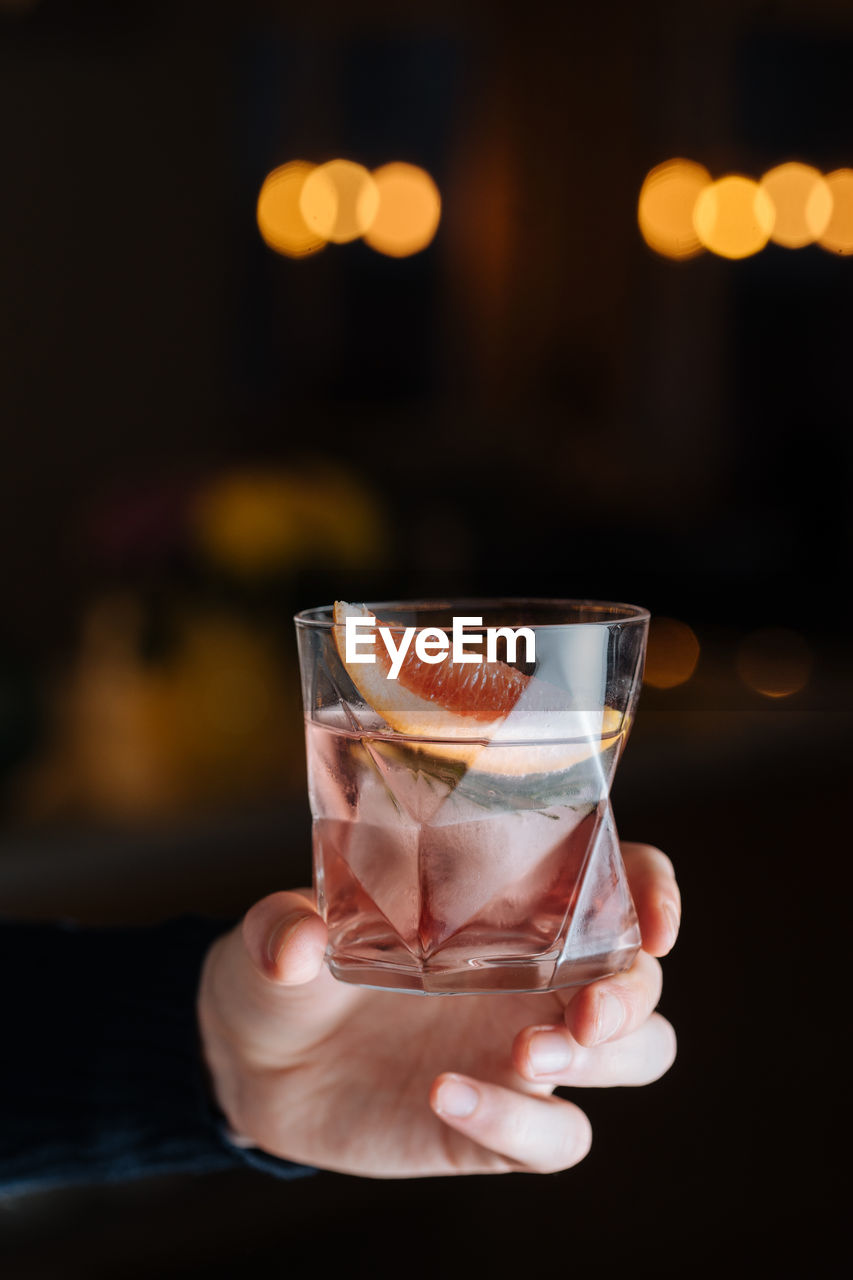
[327,938,641,995]
[319,802,642,996]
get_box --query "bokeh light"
[759,162,833,248]
[818,169,853,255]
[191,472,303,576]
[693,175,775,259]
[643,618,701,689]
[256,162,325,259]
[637,159,712,260]
[300,160,379,244]
[363,162,442,257]
[190,466,385,577]
[736,628,812,698]
[19,599,303,820]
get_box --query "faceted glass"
[295,599,649,995]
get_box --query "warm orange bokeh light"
[818,169,853,255]
[736,628,812,699]
[693,175,775,259]
[637,159,712,260]
[759,162,833,248]
[256,162,325,259]
[300,160,379,244]
[190,466,385,576]
[643,618,701,689]
[363,162,442,257]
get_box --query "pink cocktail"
[295,599,648,995]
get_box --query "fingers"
[621,842,682,957]
[429,1074,593,1174]
[562,950,663,1047]
[550,843,678,1049]
[241,889,328,987]
[513,1012,677,1088]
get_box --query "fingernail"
[266,915,311,970]
[592,993,624,1044]
[434,1077,479,1118]
[527,1030,573,1076]
[663,901,680,951]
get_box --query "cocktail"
[294,599,649,995]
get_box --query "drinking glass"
[294,599,649,995]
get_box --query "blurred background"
[0,0,848,1273]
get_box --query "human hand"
[197,843,679,1178]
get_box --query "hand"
[197,843,679,1178]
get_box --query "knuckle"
[641,1015,678,1083]
[504,1104,533,1152]
[642,955,665,1007]
[621,843,677,885]
[624,841,675,877]
[645,845,676,878]
[538,1111,592,1174]
[660,1018,678,1071]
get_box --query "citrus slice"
[332,601,624,778]
[333,600,525,735]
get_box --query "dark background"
[0,0,848,1275]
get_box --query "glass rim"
[294,597,650,631]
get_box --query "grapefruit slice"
[332,601,624,779]
[332,600,523,738]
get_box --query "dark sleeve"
[0,915,317,1195]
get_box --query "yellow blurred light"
[363,162,442,257]
[190,465,385,576]
[693,174,775,259]
[637,159,712,260]
[758,163,832,248]
[736,628,812,699]
[643,618,701,689]
[191,472,303,576]
[299,160,379,244]
[257,162,325,259]
[818,169,853,255]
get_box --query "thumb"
[241,889,328,987]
